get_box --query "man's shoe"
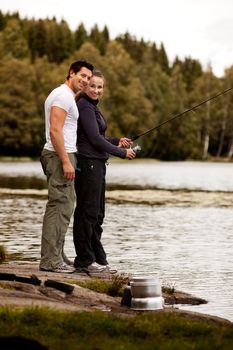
[40,263,75,274]
[53,264,76,273]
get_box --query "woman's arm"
[79,105,127,158]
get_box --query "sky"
[1,0,233,77]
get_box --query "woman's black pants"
[73,158,108,268]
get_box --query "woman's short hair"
[92,70,105,81]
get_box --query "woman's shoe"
[102,265,118,274]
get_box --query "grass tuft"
[73,273,130,297]
[162,281,176,294]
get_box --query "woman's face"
[85,76,104,100]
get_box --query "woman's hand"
[125,148,136,160]
[118,137,133,148]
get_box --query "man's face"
[70,67,92,93]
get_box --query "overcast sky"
[1,0,233,77]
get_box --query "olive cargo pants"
[40,149,76,270]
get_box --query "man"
[40,60,93,273]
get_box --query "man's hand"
[62,160,75,180]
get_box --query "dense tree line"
[0,11,232,160]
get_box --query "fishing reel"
[132,144,141,154]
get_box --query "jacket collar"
[82,93,99,106]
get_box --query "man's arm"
[50,106,75,180]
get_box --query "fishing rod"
[131,86,233,142]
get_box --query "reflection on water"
[1,194,233,322]
[0,161,45,189]
[0,176,47,189]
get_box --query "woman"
[73,70,136,274]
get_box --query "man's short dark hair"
[67,60,94,79]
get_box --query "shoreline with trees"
[0,10,232,161]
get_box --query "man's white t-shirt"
[44,84,79,153]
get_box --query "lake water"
[0,160,233,321]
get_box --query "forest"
[0,11,232,160]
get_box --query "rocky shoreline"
[0,261,230,324]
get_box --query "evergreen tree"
[89,24,109,55]
[57,19,74,60]
[1,18,29,59]
[173,56,203,91]
[151,42,158,64]
[0,10,7,31]
[23,19,47,62]
[158,43,170,74]
[102,25,109,42]
[116,32,147,63]
[74,23,88,50]
[44,18,73,63]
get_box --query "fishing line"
[132,86,233,141]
